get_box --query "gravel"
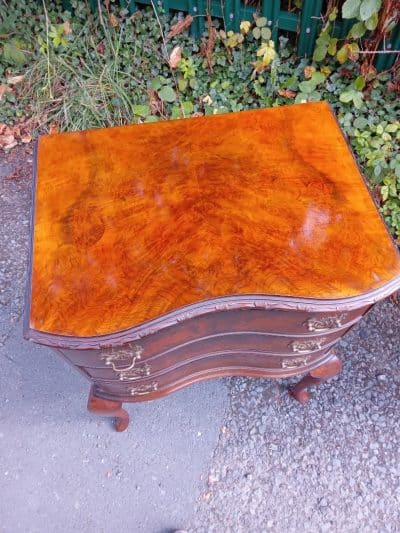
[1,147,399,533]
[190,300,400,533]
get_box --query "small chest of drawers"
[24,102,400,431]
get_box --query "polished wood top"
[29,102,400,337]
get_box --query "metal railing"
[60,0,399,71]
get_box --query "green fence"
[62,0,399,71]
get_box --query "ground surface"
[1,147,399,533]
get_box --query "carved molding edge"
[25,275,400,349]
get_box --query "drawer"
[90,348,331,400]
[60,306,366,367]
[78,329,346,381]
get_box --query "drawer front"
[89,348,331,400]
[61,306,366,367]
[78,329,347,381]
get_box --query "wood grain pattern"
[29,101,400,337]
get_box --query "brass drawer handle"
[101,344,147,381]
[282,356,310,369]
[118,364,151,381]
[290,338,327,354]
[129,382,158,396]
[305,314,346,332]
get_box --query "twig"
[97,0,104,28]
[149,1,185,117]
[150,0,168,55]
[42,0,53,99]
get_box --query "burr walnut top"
[28,102,400,336]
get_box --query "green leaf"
[354,75,366,90]
[158,86,176,102]
[385,124,398,133]
[337,45,349,64]
[309,90,322,102]
[313,45,327,62]
[311,71,325,85]
[178,78,188,91]
[171,106,181,119]
[182,101,194,115]
[151,77,162,91]
[145,116,159,123]
[256,17,267,28]
[316,31,331,47]
[327,38,338,56]
[342,0,361,19]
[132,104,151,117]
[365,12,379,30]
[353,91,363,109]
[381,184,389,201]
[295,93,309,103]
[261,27,271,40]
[339,90,355,103]
[252,27,261,39]
[328,7,338,21]
[298,80,315,94]
[2,41,26,65]
[353,116,368,129]
[349,21,366,38]
[281,76,297,89]
[359,0,381,21]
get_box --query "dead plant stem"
[42,0,53,99]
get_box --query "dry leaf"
[109,13,119,27]
[147,88,163,116]
[361,61,377,80]
[49,122,59,135]
[167,15,193,39]
[277,89,296,99]
[304,66,315,79]
[63,21,72,35]
[7,75,24,85]
[192,112,204,118]
[21,134,32,144]
[169,46,182,69]
[97,42,106,55]
[0,123,12,136]
[0,129,17,150]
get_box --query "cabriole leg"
[290,353,342,403]
[87,386,129,431]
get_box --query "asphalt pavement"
[1,147,399,533]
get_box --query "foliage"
[0,0,399,239]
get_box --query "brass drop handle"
[282,356,310,369]
[129,382,158,396]
[305,314,346,332]
[118,364,151,381]
[102,344,144,373]
[290,338,327,353]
